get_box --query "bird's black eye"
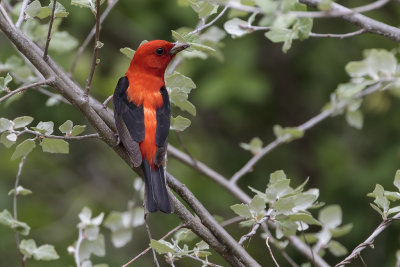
[155,47,164,55]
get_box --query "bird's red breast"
[125,40,176,167]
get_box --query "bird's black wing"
[113,76,144,167]
[154,86,170,166]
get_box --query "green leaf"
[0,209,30,235]
[166,72,196,94]
[149,239,175,254]
[249,195,266,214]
[330,223,353,238]
[370,203,384,217]
[345,49,397,80]
[328,240,347,257]
[266,179,292,202]
[296,17,313,40]
[369,184,390,218]
[8,186,32,196]
[120,47,135,59]
[273,125,304,142]
[1,132,16,148]
[388,206,400,216]
[394,170,400,191]
[240,137,263,155]
[319,205,342,229]
[79,207,93,224]
[20,239,37,258]
[270,170,287,183]
[33,244,59,261]
[13,116,34,129]
[79,234,105,261]
[230,204,252,218]
[49,31,79,53]
[32,121,54,135]
[59,120,73,134]
[0,118,13,132]
[40,138,69,154]
[187,0,218,18]
[223,18,249,38]
[71,0,105,10]
[71,125,86,136]
[345,110,363,129]
[274,197,295,214]
[289,212,321,226]
[11,139,36,160]
[110,227,132,248]
[0,73,12,91]
[50,1,69,18]
[170,116,191,131]
[25,1,43,18]
[196,240,209,250]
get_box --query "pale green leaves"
[170,115,191,131]
[14,116,34,129]
[32,121,54,135]
[181,0,218,18]
[346,49,397,80]
[319,205,342,229]
[368,170,400,219]
[120,47,135,59]
[150,239,175,254]
[40,138,69,154]
[240,137,263,155]
[19,239,59,261]
[9,186,32,196]
[273,125,304,143]
[11,139,36,160]
[59,120,86,136]
[71,0,105,13]
[0,73,12,92]
[0,209,30,235]
[166,71,197,116]
[345,110,363,129]
[224,18,249,38]
[103,207,144,248]
[25,0,69,19]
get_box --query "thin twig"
[239,215,269,245]
[144,212,160,267]
[300,222,315,266]
[190,5,228,35]
[336,213,400,266]
[266,237,280,267]
[122,224,184,267]
[15,0,29,28]
[102,94,113,108]
[84,0,101,98]
[230,82,385,184]
[74,226,84,267]
[12,128,100,140]
[359,254,368,267]
[0,79,54,103]
[221,216,244,227]
[13,156,27,267]
[309,29,367,38]
[0,4,14,26]
[70,0,119,75]
[215,0,389,18]
[43,0,57,60]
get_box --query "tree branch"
[15,0,29,28]
[238,215,269,246]
[43,0,57,60]
[230,82,384,184]
[13,156,27,267]
[190,5,228,35]
[167,173,261,267]
[309,29,367,38]
[12,128,100,140]
[84,0,101,98]
[336,213,400,266]
[0,79,54,103]
[70,0,119,75]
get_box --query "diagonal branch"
[0,79,54,103]
[84,0,101,98]
[43,0,57,60]
[70,0,119,75]
[15,0,29,28]
[230,82,384,184]
[190,5,228,35]
[336,212,400,266]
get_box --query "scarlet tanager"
[113,40,189,213]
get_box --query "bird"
[113,40,189,213]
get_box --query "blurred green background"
[1,0,400,266]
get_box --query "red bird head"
[127,40,189,77]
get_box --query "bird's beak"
[169,42,190,55]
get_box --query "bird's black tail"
[141,159,174,213]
